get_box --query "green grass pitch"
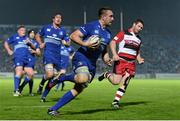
[0,77,180,120]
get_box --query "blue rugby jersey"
[38,24,69,55]
[77,20,112,63]
[28,39,39,61]
[6,34,30,58]
[60,45,74,57]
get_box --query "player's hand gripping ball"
[88,35,101,49]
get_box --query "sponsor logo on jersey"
[47,28,51,32]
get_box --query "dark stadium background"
[0,0,179,35]
[0,0,180,74]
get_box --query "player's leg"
[111,72,131,109]
[47,63,93,115]
[112,61,135,108]
[29,79,34,96]
[19,67,34,94]
[61,82,65,91]
[54,69,66,91]
[14,66,24,96]
[48,83,85,116]
[74,66,91,84]
[37,64,54,94]
[41,72,76,102]
[55,83,60,91]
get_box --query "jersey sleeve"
[6,35,14,44]
[112,31,124,43]
[38,26,46,36]
[34,41,40,49]
[79,23,92,36]
[62,28,70,42]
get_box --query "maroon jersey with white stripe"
[113,29,141,60]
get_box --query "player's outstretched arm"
[4,41,13,56]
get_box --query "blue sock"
[50,90,75,111]
[14,75,20,91]
[25,76,31,82]
[57,73,75,84]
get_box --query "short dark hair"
[98,7,112,18]
[17,25,25,31]
[28,29,36,36]
[134,19,144,26]
[52,13,61,19]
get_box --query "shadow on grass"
[62,101,150,115]
[120,101,149,107]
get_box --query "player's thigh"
[45,64,54,79]
[24,67,34,78]
[15,66,24,76]
[110,74,123,85]
[74,66,91,84]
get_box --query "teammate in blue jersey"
[47,7,114,116]
[36,13,70,94]
[55,45,75,91]
[18,30,41,96]
[4,25,35,96]
[40,45,75,102]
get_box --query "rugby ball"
[88,35,101,49]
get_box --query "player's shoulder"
[11,34,20,39]
[42,24,52,29]
[124,29,132,35]
[136,34,141,40]
[105,27,112,34]
[85,20,99,27]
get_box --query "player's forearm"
[70,35,84,46]
[110,41,118,56]
[35,34,43,45]
[4,42,13,55]
[70,30,85,46]
[28,42,36,50]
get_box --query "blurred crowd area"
[0,25,180,74]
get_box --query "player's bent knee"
[111,74,122,85]
[46,73,54,79]
[124,72,130,78]
[74,66,91,84]
[75,73,89,83]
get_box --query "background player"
[4,25,35,96]
[36,13,70,94]
[18,29,41,96]
[54,45,75,91]
[98,19,145,109]
[40,44,75,102]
